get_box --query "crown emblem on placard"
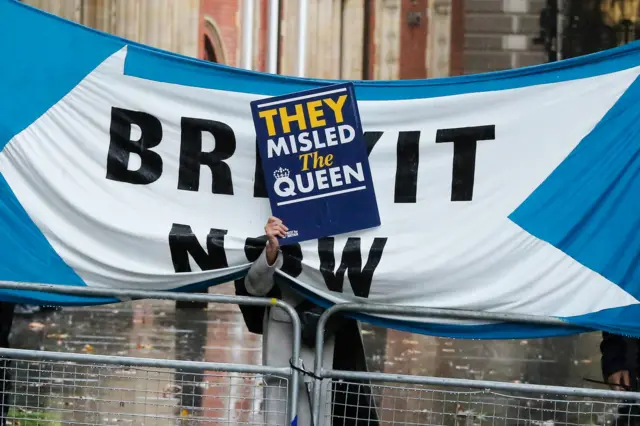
[273,167,290,180]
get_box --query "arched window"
[202,16,227,64]
[203,35,218,63]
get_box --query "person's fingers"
[268,216,282,225]
[608,372,620,390]
[269,223,284,232]
[609,371,630,391]
[267,225,284,236]
[622,371,631,388]
[266,220,283,229]
[273,225,286,237]
[264,218,288,243]
[265,225,286,240]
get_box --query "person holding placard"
[235,216,379,426]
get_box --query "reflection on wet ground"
[7,283,608,425]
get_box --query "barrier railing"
[0,281,303,426]
[1,282,640,425]
[311,303,640,426]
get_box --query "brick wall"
[463,0,547,74]
[199,0,240,66]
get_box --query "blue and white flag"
[2,0,640,338]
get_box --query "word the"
[299,151,333,171]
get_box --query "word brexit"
[105,107,496,204]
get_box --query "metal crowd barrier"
[312,303,640,426]
[0,281,303,426]
[1,281,640,425]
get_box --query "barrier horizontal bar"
[319,302,572,326]
[323,368,640,401]
[0,347,290,376]
[0,280,283,308]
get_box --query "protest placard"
[251,83,380,244]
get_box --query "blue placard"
[250,83,380,244]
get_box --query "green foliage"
[6,407,62,426]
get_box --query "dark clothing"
[601,332,639,389]
[601,332,640,426]
[331,318,379,425]
[0,302,14,425]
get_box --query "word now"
[105,107,496,203]
[169,223,388,298]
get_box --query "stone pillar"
[279,0,299,76]
[374,0,401,80]
[341,0,365,80]
[427,0,452,78]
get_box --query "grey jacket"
[238,247,380,425]
[244,248,336,371]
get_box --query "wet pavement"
[12,283,604,387]
[6,283,610,425]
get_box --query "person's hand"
[608,370,631,391]
[265,216,287,266]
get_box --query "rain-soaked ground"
[5,283,614,425]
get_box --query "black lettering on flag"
[364,131,384,156]
[395,131,420,203]
[244,236,267,262]
[436,125,495,201]
[253,140,268,198]
[106,107,163,185]
[281,244,303,278]
[318,237,387,298]
[169,224,228,272]
[179,118,236,195]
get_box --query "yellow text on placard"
[258,95,348,137]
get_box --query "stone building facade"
[22,0,549,78]
[23,0,201,57]
[23,0,471,80]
